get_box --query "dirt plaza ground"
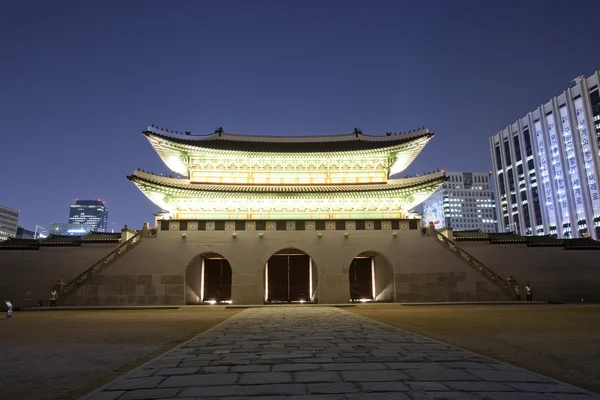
[350,303,600,394]
[0,304,598,400]
[0,308,241,400]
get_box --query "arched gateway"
[265,248,317,303]
[349,251,394,302]
[186,252,232,304]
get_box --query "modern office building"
[422,171,498,233]
[16,226,36,239]
[0,205,19,242]
[50,222,70,236]
[68,200,108,234]
[491,71,600,239]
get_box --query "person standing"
[514,284,521,301]
[50,289,58,308]
[525,284,533,302]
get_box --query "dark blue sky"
[2,0,600,231]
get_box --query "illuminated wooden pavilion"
[128,127,444,220]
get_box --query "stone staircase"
[433,228,512,298]
[61,230,144,299]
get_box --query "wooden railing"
[435,232,512,295]
[62,231,143,295]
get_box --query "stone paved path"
[84,307,599,400]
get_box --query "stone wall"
[65,227,507,305]
[458,242,600,302]
[0,244,118,308]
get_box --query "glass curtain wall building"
[422,171,498,233]
[68,200,108,234]
[490,71,600,240]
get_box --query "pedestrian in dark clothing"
[514,284,521,301]
[525,284,533,302]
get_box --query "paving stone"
[273,363,322,372]
[238,371,292,384]
[386,362,439,369]
[118,388,181,399]
[154,367,199,376]
[406,382,450,391]
[333,357,363,363]
[158,373,238,387]
[107,376,165,390]
[347,393,412,400]
[307,382,359,394]
[230,364,271,372]
[444,381,513,391]
[321,363,388,371]
[410,392,481,400]
[294,371,341,383]
[291,357,334,363]
[242,383,307,396]
[87,392,125,400]
[178,360,212,367]
[360,382,411,392]
[200,366,230,373]
[341,370,409,382]
[477,393,556,400]
[405,368,479,381]
[178,384,244,397]
[467,369,551,382]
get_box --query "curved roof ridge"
[144,126,432,144]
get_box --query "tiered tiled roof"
[453,230,489,242]
[80,232,122,243]
[41,235,81,246]
[563,238,600,250]
[524,235,563,247]
[128,170,446,195]
[450,229,600,250]
[143,128,433,153]
[0,238,39,250]
[488,232,527,244]
[0,231,123,251]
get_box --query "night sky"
[2,0,600,232]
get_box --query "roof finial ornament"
[386,132,392,136]
[353,128,362,137]
[215,127,224,136]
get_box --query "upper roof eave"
[142,128,434,154]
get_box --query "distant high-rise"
[490,71,600,239]
[68,200,108,234]
[16,226,35,239]
[0,205,19,242]
[422,172,498,233]
[50,222,70,236]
